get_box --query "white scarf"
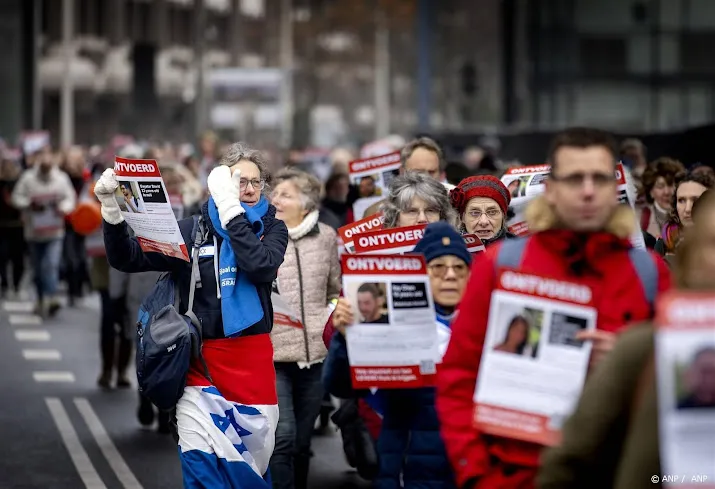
[287,210,320,240]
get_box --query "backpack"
[135,215,213,411]
[495,236,658,310]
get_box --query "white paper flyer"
[342,254,438,389]
[113,157,189,261]
[473,270,596,446]
[655,292,715,488]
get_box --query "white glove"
[93,168,124,225]
[207,165,245,228]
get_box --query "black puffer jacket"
[103,201,288,339]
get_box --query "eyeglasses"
[467,208,502,220]
[428,262,470,278]
[239,178,265,191]
[550,172,615,188]
[402,207,441,220]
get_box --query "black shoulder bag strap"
[185,215,213,383]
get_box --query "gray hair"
[400,137,445,171]
[382,172,460,229]
[219,142,272,191]
[273,167,322,213]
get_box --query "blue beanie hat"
[413,222,472,266]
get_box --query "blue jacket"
[103,201,288,339]
[323,318,457,489]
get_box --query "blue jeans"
[29,238,63,299]
[269,362,325,489]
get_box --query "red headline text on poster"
[348,151,401,175]
[353,224,426,254]
[473,403,560,446]
[656,291,715,330]
[114,157,162,178]
[341,253,427,276]
[507,221,530,237]
[137,236,189,261]
[338,213,384,243]
[462,234,486,254]
[504,164,551,175]
[350,365,435,389]
[615,163,627,185]
[496,270,593,306]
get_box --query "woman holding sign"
[538,190,715,489]
[323,222,472,489]
[95,142,288,488]
[268,168,342,489]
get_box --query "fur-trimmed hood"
[524,195,637,239]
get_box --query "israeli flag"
[177,386,278,488]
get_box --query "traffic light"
[461,62,478,96]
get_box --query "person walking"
[436,128,672,489]
[12,145,76,316]
[0,157,25,299]
[94,142,288,487]
[268,168,341,489]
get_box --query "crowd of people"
[0,127,713,489]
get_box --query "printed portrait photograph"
[358,175,381,198]
[675,344,715,411]
[547,313,589,348]
[345,281,389,324]
[115,180,147,214]
[492,307,544,359]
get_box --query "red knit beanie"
[450,175,511,215]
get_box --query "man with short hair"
[356,283,388,324]
[436,127,672,489]
[362,136,453,217]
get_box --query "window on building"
[578,37,627,77]
[681,32,715,74]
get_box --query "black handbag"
[331,398,379,481]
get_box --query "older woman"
[324,223,472,489]
[638,157,684,239]
[382,172,459,229]
[658,171,715,257]
[449,175,514,245]
[94,142,288,488]
[269,168,341,489]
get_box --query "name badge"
[199,245,215,257]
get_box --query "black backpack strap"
[627,248,658,312]
[496,236,530,269]
[186,214,213,383]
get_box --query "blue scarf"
[208,196,269,337]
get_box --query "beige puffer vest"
[272,217,341,363]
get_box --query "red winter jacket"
[436,200,671,489]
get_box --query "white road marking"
[15,330,50,341]
[23,349,62,360]
[9,314,42,325]
[45,398,107,489]
[74,398,144,489]
[33,371,76,383]
[2,301,34,313]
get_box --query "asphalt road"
[0,293,370,489]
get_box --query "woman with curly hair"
[381,172,459,229]
[657,171,715,259]
[638,157,684,239]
